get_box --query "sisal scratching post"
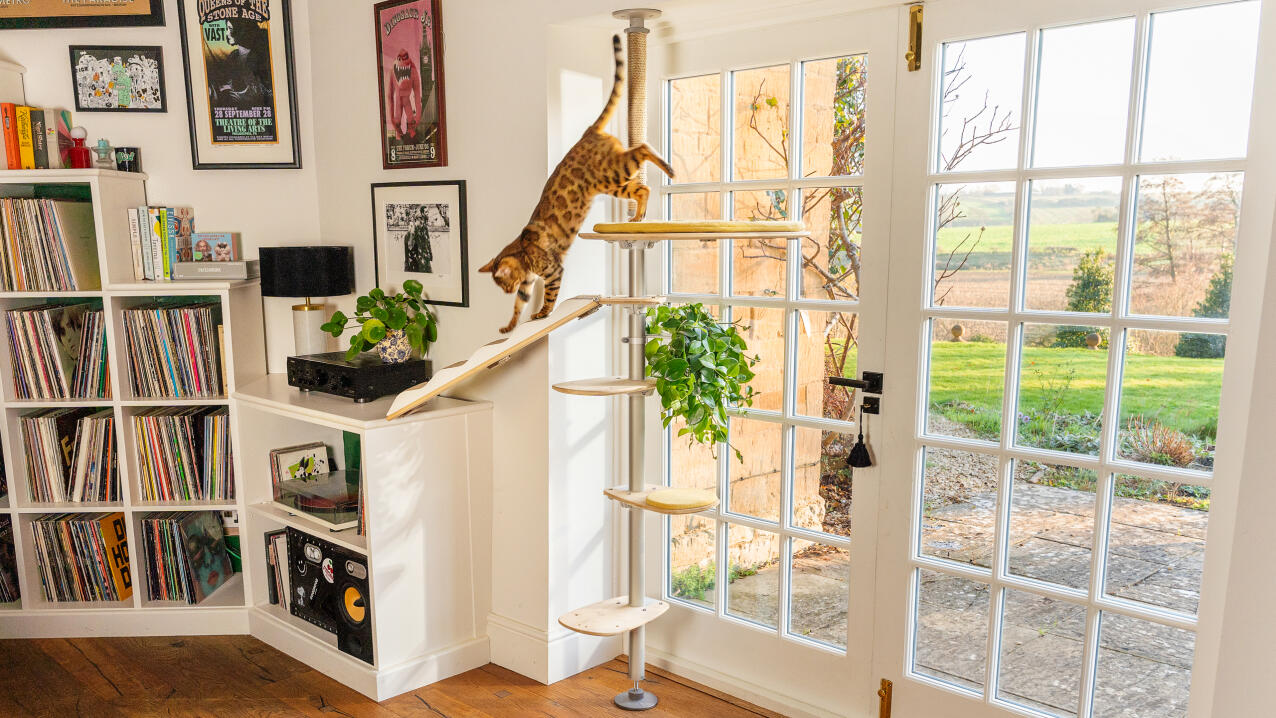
[612,7,661,712]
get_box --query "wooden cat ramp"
[386,294,611,420]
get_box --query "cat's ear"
[478,258,495,273]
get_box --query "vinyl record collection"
[6,302,109,399]
[139,511,234,604]
[264,529,289,611]
[0,517,19,603]
[133,407,233,502]
[21,408,117,503]
[30,512,132,602]
[0,198,100,292]
[121,301,223,398]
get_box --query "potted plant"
[321,280,439,363]
[644,303,759,461]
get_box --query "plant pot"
[375,329,413,364]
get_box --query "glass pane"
[789,538,848,649]
[668,192,722,295]
[725,523,780,628]
[669,514,716,610]
[668,416,718,491]
[800,186,862,301]
[1017,323,1107,457]
[932,182,1015,309]
[1025,178,1121,312]
[928,319,1006,442]
[1106,474,1208,615]
[914,569,991,694]
[801,55,866,177]
[732,307,785,412]
[1131,173,1241,318]
[938,33,1025,172]
[1118,330,1223,472]
[1031,19,1135,167]
[795,310,857,423]
[732,189,789,297]
[997,589,1086,717]
[727,418,781,522]
[793,426,852,537]
[1092,613,1194,718]
[733,65,791,181]
[1008,461,1097,590]
[669,73,722,183]
[921,447,998,570]
[1140,1,1261,162]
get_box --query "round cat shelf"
[604,484,719,515]
[553,378,656,396]
[558,596,670,637]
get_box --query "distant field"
[935,222,1117,257]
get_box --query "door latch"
[828,371,884,395]
[878,678,893,718]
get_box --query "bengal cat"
[479,34,674,334]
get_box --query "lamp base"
[292,303,327,355]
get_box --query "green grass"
[933,222,1169,272]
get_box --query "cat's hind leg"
[531,266,563,320]
[500,278,535,333]
[628,143,675,180]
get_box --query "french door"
[876,1,1266,717]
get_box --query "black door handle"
[828,371,883,395]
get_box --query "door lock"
[828,371,884,395]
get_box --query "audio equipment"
[286,351,430,402]
[286,528,374,664]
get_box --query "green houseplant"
[644,304,759,461]
[321,280,439,363]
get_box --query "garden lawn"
[927,342,1223,438]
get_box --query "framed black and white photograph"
[175,0,302,169]
[0,0,163,29]
[69,46,166,113]
[370,180,468,307]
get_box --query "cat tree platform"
[582,219,810,241]
[553,378,656,396]
[558,596,670,637]
[604,485,719,514]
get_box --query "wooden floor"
[0,635,782,717]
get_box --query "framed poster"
[370,181,468,307]
[374,0,447,169]
[0,0,163,29]
[175,0,302,169]
[69,46,166,113]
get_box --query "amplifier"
[286,351,429,402]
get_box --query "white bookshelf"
[0,169,265,636]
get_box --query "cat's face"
[479,254,526,293]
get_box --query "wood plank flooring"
[0,635,782,717]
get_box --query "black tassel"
[847,406,873,468]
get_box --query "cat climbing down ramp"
[385,295,606,420]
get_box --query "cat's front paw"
[531,309,551,320]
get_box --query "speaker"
[286,528,374,664]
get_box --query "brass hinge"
[878,678,893,718]
[905,4,923,72]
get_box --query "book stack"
[139,511,233,604]
[20,408,118,503]
[121,301,223,398]
[126,206,206,281]
[6,302,109,399]
[0,198,100,291]
[30,512,132,602]
[133,407,233,502]
[1,103,72,170]
[0,517,18,603]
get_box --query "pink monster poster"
[374,0,447,169]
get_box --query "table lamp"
[260,246,355,356]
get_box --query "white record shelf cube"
[235,375,494,701]
[0,169,266,637]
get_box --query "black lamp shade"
[260,246,355,298]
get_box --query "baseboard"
[0,607,249,638]
[375,636,491,700]
[646,646,848,718]
[487,611,620,684]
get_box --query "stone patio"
[719,482,1203,717]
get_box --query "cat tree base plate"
[605,485,719,514]
[559,596,670,636]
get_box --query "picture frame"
[370,181,468,307]
[0,0,163,29]
[69,46,166,113]
[175,0,302,170]
[373,0,448,169]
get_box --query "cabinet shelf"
[247,501,368,555]
[552,378,655,396]
[603,485,719,515]
[558,595,669,636]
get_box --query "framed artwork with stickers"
[373,0,448,169]
[0,0,163,29]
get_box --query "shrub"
[1176,254,1232,359]
[671,564,715,601]
[1123,416,1196,467]
[1018,409,1102,455]
[1056,248,1112,348]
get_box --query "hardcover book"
[1,103,19,169]
[28,109,46,169]
[167,207,195,266]
[14,105,33,169]
[192,231,240,262]
[172,259,259,280]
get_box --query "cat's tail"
[588,34,625,133]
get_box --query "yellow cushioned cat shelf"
[604,484,719,514]
[580,219,810,241]
[558,596,670,637]
[386,295,604,419]
[597,296,667,306]
[552,378,656,396]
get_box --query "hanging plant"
[321,280,438,362]
[644,303,759,461]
